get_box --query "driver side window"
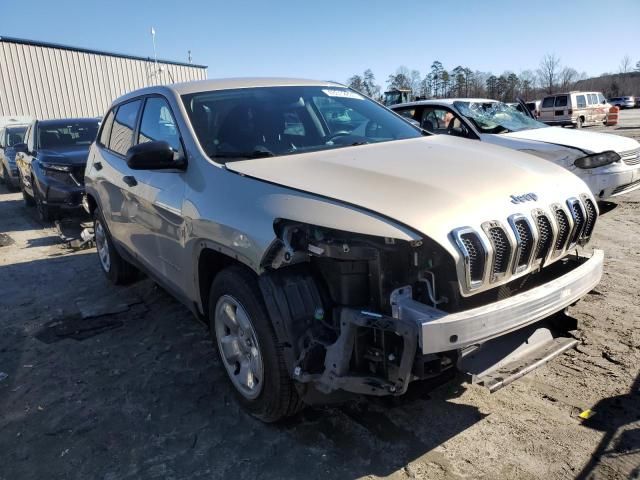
[420,107,469,138]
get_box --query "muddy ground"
[0,111,639,480]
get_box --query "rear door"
[553,94,569,122]
[94,99,143,253]
[539,96,556,122]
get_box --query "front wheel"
[209,266,303,422]
[93,209,137,284]
[19,174,35,206]
[33,182,54,222]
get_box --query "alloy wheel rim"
[94,220,111,272]
[214,295,264,400]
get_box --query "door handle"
[123,175,137,187]
[94,161,102,171]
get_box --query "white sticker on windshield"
[322,89,364,100]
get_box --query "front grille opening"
[554,209,570,251]
[488,227,511,276]
[535,214,553,260]
[569,201,585,244]
[582,199,597,239]
[514,220,534,268]
[460,232,485,283]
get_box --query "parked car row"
[2,77,637,423]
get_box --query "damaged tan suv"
[84,78,603,421]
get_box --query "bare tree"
[559,67,578,90]
[619,54,632,73]
[537,54,561,94]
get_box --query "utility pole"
[188,50,192,64]
[151,27,159,82]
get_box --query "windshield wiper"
[211,150,275,160]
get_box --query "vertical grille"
[568,199,586,245]
[582,199,597,239]
[460,232,485,284]
[534,214,553,261]
[553,208,570,252]
[488,226,511,276]
[513,219,534,270]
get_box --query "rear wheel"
[94,209,137,284]
[209,266,303,422]
[574,116,583,129]
[0,164,5,185]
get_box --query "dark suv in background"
[15,118,99,221]
[0,124,28,190]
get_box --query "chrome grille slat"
[533,213,554,262]
[508,214,537,273]
[488,226,510,276]
[552,207,571,253]
[581,196,598,241]
[566,197,586,247]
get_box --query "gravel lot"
[1,110,639,480]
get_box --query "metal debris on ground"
[55,218,94,250]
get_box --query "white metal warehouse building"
[0,36,208,120]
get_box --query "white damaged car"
[392,99,640,200]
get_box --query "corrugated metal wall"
[0,40,207,119]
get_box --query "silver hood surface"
[227,136,591,259]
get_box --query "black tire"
[33,182,54,222]
[0,164,5,185]
[93,209,137,285]
[574,117,583,129]
[19,174,35,206]
[209,266,303,422]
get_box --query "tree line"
[347,54,640,102]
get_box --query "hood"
[227,136,592,257]
[38,145,90,166]
[501,126,639,154]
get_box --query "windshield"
[38,120,99,149]
[454,101,548,134]
[6,126,27,146]
[182,86,421,162]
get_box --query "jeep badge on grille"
[510,193,538,204]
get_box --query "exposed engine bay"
[258,220,595,402]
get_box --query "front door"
[124,96,187,294]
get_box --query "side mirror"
[126,141,185,170]
[13,143,28,154]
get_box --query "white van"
[539,92,609,128]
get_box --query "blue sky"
[3,0,639,86]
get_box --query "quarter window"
[110,100,141,156]
[99,109,115,147]
[138,97,181,152]
[576,95,586,108]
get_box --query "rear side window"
[587,94,597,105]
[576,95,586,108]
[138,97,181,152]
[542,97,555,108]
[554,96,568,107]
[110,100,141,156]
[99,109,115,147]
